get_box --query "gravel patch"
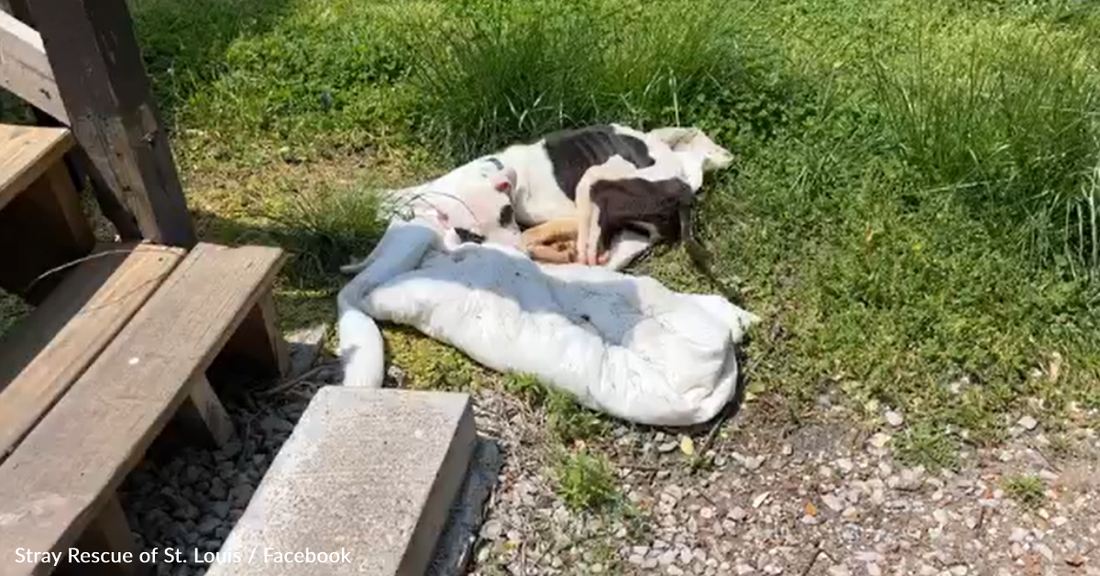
[467,395,1100,576]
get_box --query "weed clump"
[1003,474,1046,508]
[553,448,620,512]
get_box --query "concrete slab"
[205,386,476,576]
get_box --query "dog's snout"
[498,205,515,227]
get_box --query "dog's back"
[541,124,658,200]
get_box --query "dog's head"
[649,127,735,172]
[426,159,523,250]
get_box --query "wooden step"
[0,123,93,304]
[0,242,185,463]
[0,123,73,211]
[0,242,288,576]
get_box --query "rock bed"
[468,395,1100,576]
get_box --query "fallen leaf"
[680,436,695,456]
[1065,554,1086,567]
[804,501,818,517]
[1049,351,1063,383]
[1025,553,1042,576]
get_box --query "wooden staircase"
[0,1,292,574]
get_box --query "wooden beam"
[26,0,197,248]
[0,11,68,124]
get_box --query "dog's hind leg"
[575,156,635,265]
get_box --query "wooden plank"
[217,291,291,378]
[0,243,184,462]
[0,243,285,576]
[0,11,67,124]
[0,123,73,211]
[26,0,196,247]
[176,374,236,447]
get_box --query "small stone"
[828,566,850,576]
[949,565,969,576]
[658,441,679,453]
[197,517,220,536]
[659,550,678,566]
[1051,516,1068,527]
[668,566,685,576]
[868,433,891,449]
[842,507,860,520]
[629,555,645,566]
[183,465,203,485]
[897,467,924,491]
[835,458,854,474]
[885,410,904,427]
[867,563,882,576]
[482,519,503,540]
[1009,527,1029,543]
[210,501,231,519]
[728,507,747,521]
[822,493,844,512]
[700,507,715,519]
[680,549,693,565]
[781,444,793,456]
[800,514,819,525]
[752,492,771,508]
[1018,415,1038,431]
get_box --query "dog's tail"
[337,270,387,388]
[337,217,440,388]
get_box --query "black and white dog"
[383,123,733,270]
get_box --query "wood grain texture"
[0,243,183,463]
[0,11,67,124]
[0,123,73,211]
[0,243,285,576]
[26,0,195,247]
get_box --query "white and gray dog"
[382,123,734,269]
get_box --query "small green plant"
[502,373,608,442]
[895,422,959,471]
[501,373,548,406]
[546,390,609,444]
[1003,474,1046,508]
[553,448,619,512]
[267,185,386,281]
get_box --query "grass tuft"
[502,374,609,443]
[553,447,620,512]
[869,18,1100,276]
[403,0,795,159]
[1002,474,1046,508]
[894,422,960,471]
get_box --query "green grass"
[552,447,620,512]
[502,374,610,444]
[1002,474,1046,508]
[92,0,1100,469]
